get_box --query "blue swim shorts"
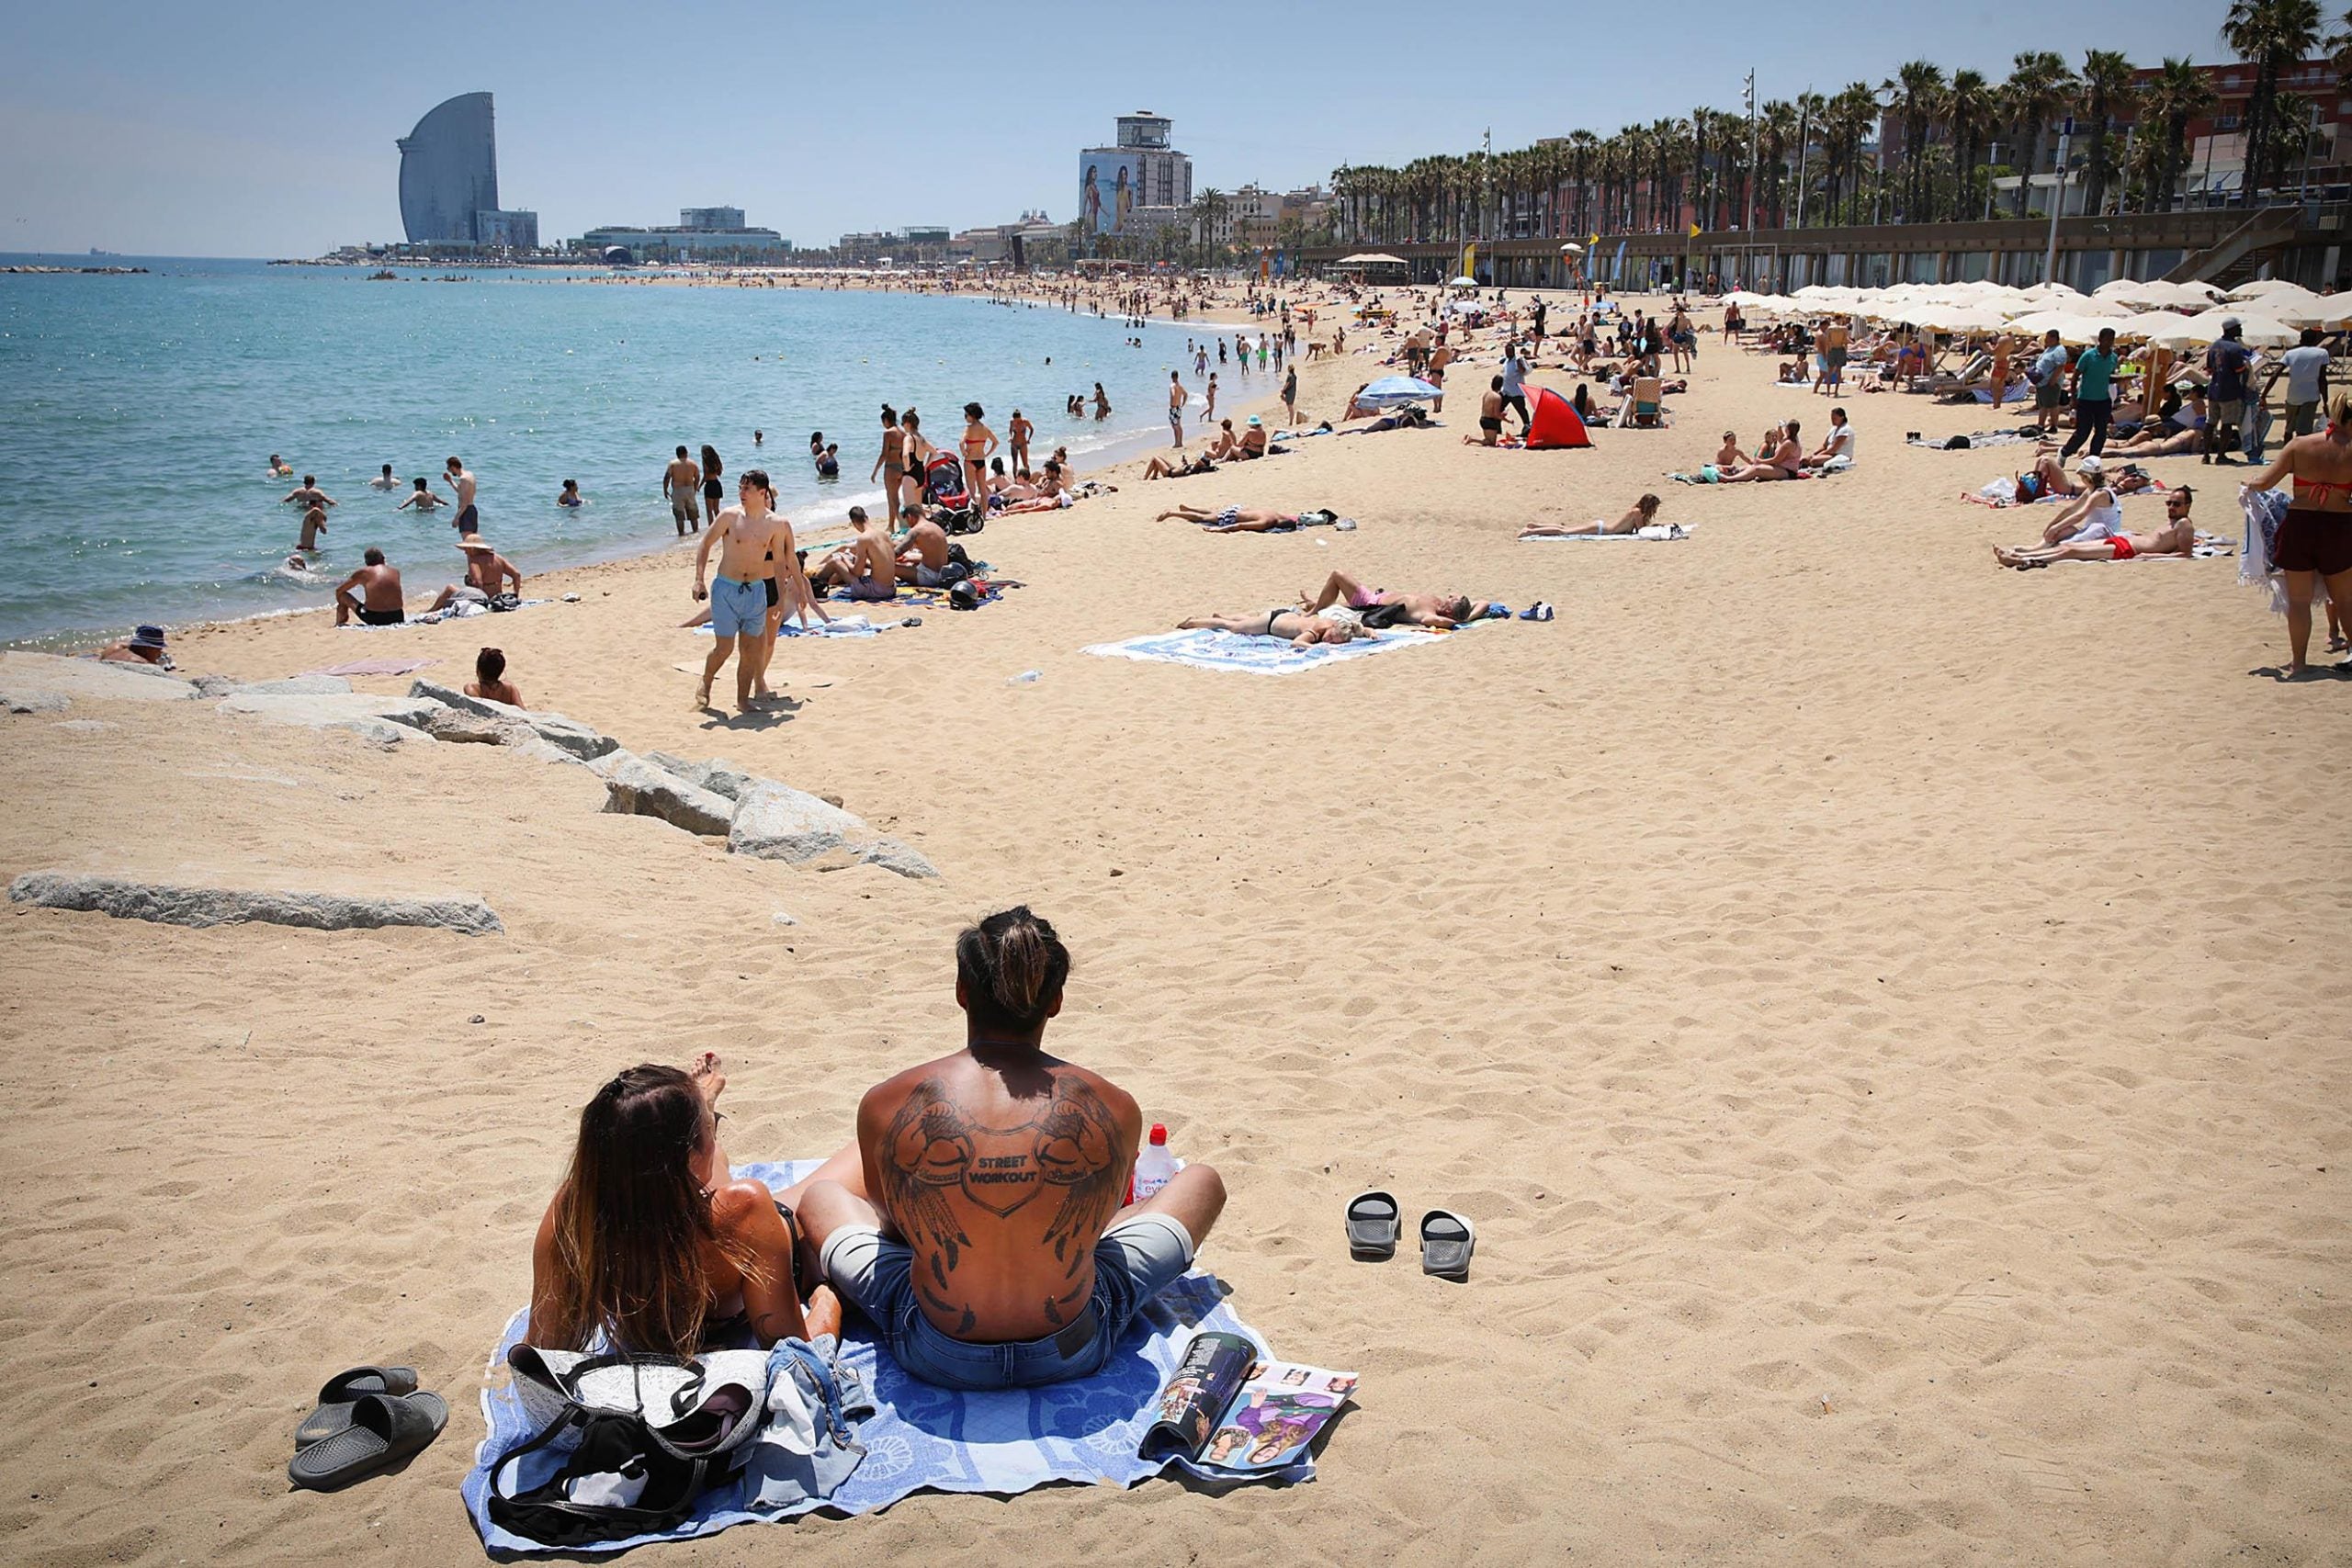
[708,575,767,637]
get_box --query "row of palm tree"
[1329,3,2348,248]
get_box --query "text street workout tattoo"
[881,1076,1127,1327]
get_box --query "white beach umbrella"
[2264,294,2352,330]
[2108,310,2198,341]
[2006,311,2126,344]
[2227,276,2307,300]
[2145,311,2299,350]
[1912,303,2015,333]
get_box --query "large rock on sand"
[214,691,444,747]
[0,651,200,709]
[726,783,866,863]
[225,674,356,696]
[409,682,617,760]
[645,752,759,801]
[854,838,941,880]
[600,755,735,837]
[7,872,503,936]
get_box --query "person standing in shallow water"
[700,446,725,526]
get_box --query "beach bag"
[487,592,522,613]
[485,1347,776,1545]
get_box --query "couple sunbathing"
[1173,570,1486,647]
[1995,486,2198,567]
[529,908,1226,1392]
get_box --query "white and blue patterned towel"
[1082,626,1444,675]
[462,1159,1306,1556]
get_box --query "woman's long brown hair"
[538,1065,763,1357]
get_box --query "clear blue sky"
[1,0,2233,256]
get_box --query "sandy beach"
[4,290,2347,1566]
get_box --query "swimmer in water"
[370,463,401,491]
[558,479,583,508]
[268,454,294,478]
[296,502,328,552]
[396,477,445,513]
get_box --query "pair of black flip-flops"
[1345,1191,1475,1280]
[288,1365,447,1491]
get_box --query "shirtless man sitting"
[808,505,899,602]
[1995,488,2198,568]
[1299,570,1477,629]
[1179,606,1370,646]
[795,908,1226,1390]
[334,547,406,625]
[892,504,956,585]
[423,536,521,613]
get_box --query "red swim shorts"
[2109,536,2136,560]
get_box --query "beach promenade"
[2,288,2346,1565]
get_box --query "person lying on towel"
[796,908,1227,1390]
[1994,487,2199,568]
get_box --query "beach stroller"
[922,452,983,534]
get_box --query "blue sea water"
[0,256,1222,644]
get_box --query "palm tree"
[1192,188,1229,259]
[1887,60,1948,221]
[2003,51,2076,218]
[2224,0,2324,200]
[2077,51,2136,217]
[1758,100,1798,227]
[2333,4,2352,90]
[1946,69,1997,220]
[2131,57,2218,211]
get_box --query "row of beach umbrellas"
[1722,274,2351,349]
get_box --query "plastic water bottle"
[1009,670,1040,685]
[1132,1123,1176,1202]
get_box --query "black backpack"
[488,1406,738,1546]
[485,1349,764,1546]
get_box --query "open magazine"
[1136,1330,1358,1471]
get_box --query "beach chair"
[1630,377,1665,428]
[1917,350,1991,396]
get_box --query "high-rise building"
[396,92,537,251]
[1078,110,1193,240]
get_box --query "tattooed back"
[857,1052,1141,1342]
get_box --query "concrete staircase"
[2163,207,2307,287]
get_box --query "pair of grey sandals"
[288,1365,447,1490]
[1346,1191,1475,1279]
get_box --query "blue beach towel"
[462,1159,1309,1557]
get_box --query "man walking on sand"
[442,457,479,535]
[1168,372,1186,446]
[692,469,801,713]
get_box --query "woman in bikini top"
[529,1058,839,1354]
